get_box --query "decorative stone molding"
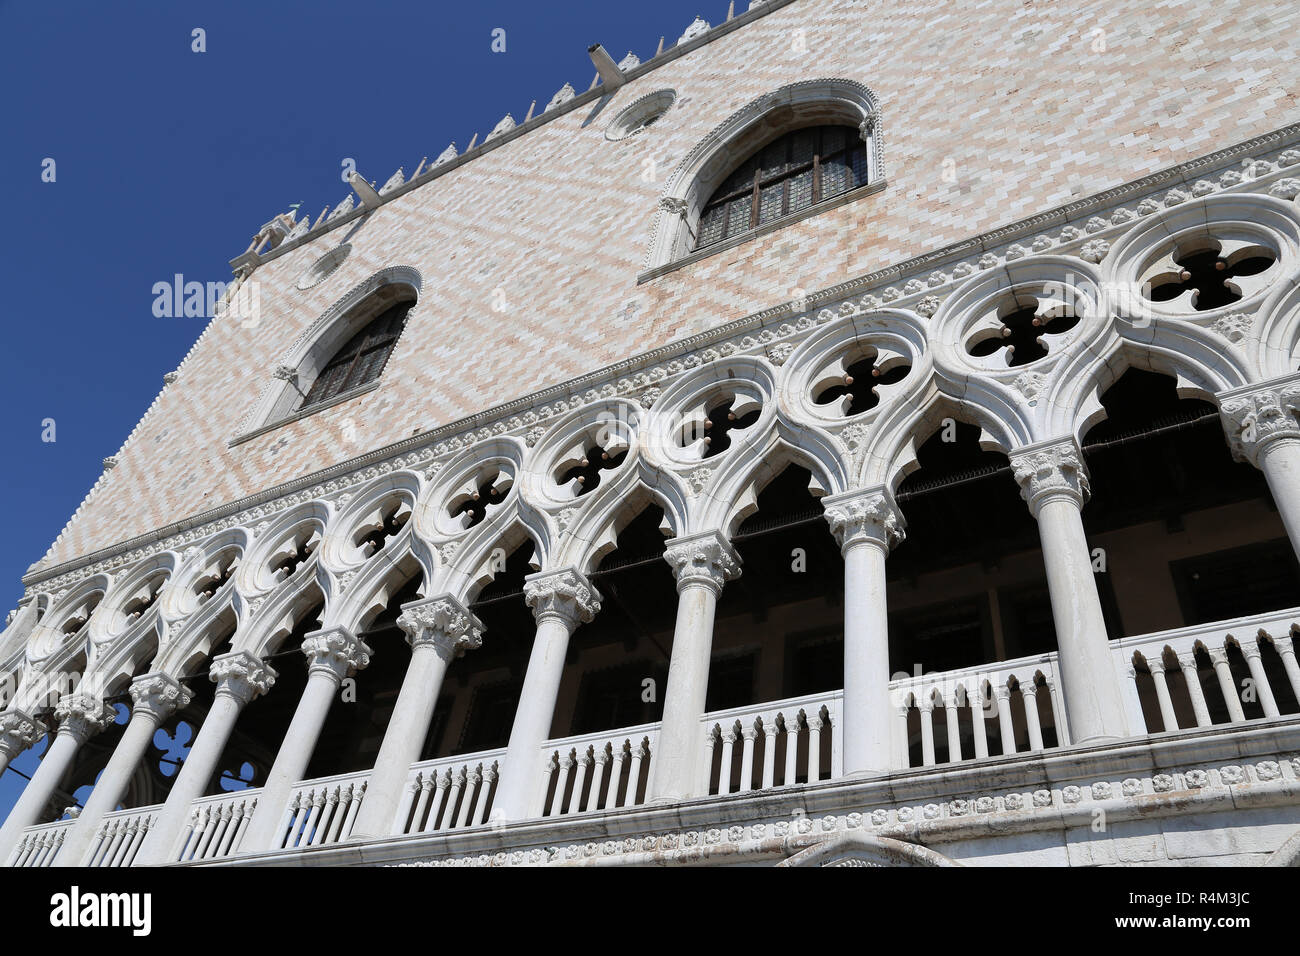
[1009,438,1091,513]
[127,674,191,723]
[544,84,575,113]
[396,595,484,662]
[822,488,906,554]
[0,710,45,759]
[209,650,277,706]
[663,530,741,593]
[52,692,116,743]
[523,568,601,629]
[301,626,372,681]
[1218,379,1300,466]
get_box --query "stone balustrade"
[702,691,843,794]
[540,725,658,818]
[395,751,505,835]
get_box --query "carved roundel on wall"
[296,243,352,291]
[606,90,677,141]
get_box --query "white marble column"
[349,595,482,839]
[647,530,741,803]
[134,651,276,866]
[0,709,45,781]
[823,487,905,776]
[241,626,371,852]
[0,692,115,864]
[62,674,191,865]
[1219,378,1300,560]
[1010,437,1130,744]
[491,568,601,822]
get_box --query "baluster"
[299,790,325,847]
[283,793,309,849]
[994,684,1017,755]
[1020,679,1045,751]
[807,713,823,782]
[1274,635,1300,705]
[8,834,30,868]
[394,777,419,835]
[232,799,256,853]
[87,822,111,866]
[1177,653,1213,727]
[1209,647,1247,722]
[474,765,497,825]
[944,694,963,762]
[194,806,220,860]
[628,740,647,805]
[603,744,624,809]
[919,698,936,767]
[1147,657,1179,732]
[782,716,800,785]
[970,686,989,759]
[216,804,243,858]
[341,782,365,838]
[760,721,778,789]
[567,752,592,813]
[457,768,480,828]
[718,726,737,793]
[29,832,50,868]
[176,809,200,862]
[123,817,150,866]
[108,821,137,867]
[551,754,572,816]
[424,772,450,832]
[441,768,464,831]
[308,788,336,846]
[209,804,236,858]
[411,774,434,832]
[99,820,126,866]
[1240,638,1281,718]
[699,728,717,795]
[592,748,611,810]
[325,786,351,844]
[739,724,758,792]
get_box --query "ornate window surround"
[639,78,886,283]
[229,267,423,447]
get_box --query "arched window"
[299,302,411,410]
[696,125,868,249]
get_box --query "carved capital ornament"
[524,568,601,629]
[663,530,742,594]
[396,595,484,662]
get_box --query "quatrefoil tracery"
[194,551,240,604]
[965,296,1081,368]
[448,469,513,529]
[353,499,412,557]
[269,526,322,581]
[122,574,168,621]
[555,442,628,497]
[811,348,911,417]
[677,394,761,459]
[1143,240,1277,312]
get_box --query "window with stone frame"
[299,302,411,410]
[696,125,869,249]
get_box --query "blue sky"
[0,0,713,820]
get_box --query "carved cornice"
[663,531,742,594]
[0,709,45,758]
[1009,438,1091,514]
[52,692,116,743]
[128,673,192,723]
[523,569,601,629]
[209,650,277,706]
[822,488,906,554]
[301,626,372,681]
[396,595,484,662]
[1218,377,1300,466]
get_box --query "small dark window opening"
[300,302,412,410]
[696,125,868,249]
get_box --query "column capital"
[52,692,117,744]
[1009,437,1091,513]
[301,626,372,681]
[0,709,46,759]
[523,567,601,629]
[822,487,906,554]
[396,594,484,662]
[1217,377,1300,466]
[209,650,277,705]
[663,530,741,594]
[128,674,191,723]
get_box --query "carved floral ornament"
[663,532,741,592]
[822,489,905,553]
[396,597,484,659]
[17,143,1300,639]
[1009,439,1091,513]
[523,569,601,627]
[302,627,372,680]
[1218,380,1300,466]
